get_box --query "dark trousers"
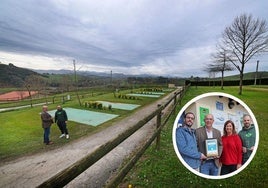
[57,121,68,135]
[220,164,237,175]
[43,127,51,144]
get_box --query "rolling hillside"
[0,63,46,87]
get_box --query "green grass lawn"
[0,88,170,161]
[121,85,268,188]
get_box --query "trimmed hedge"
[186,78,268,86]
[84,101,111,110]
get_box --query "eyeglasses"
[186,116,195,120]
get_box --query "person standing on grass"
[176,112,207,171]
[238,114,256,164]
[55,105,69,139]
[41,105,53,145]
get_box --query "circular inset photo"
[172,92,259,179]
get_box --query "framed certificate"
[205,139,218,157]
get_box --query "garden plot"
[96,101,140,110]
[48,107,118,126]
[127,92,165,98]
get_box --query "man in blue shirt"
[176,112,206,170]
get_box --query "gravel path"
[0,89,181,188]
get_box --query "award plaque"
[205,139,218,157]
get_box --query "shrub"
[88,101,92,108]
[92,102,97,108]
[97,103,103,110]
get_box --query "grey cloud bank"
[0,0,267,77]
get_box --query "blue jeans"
[43,127,51,144]
[200,159,219,176]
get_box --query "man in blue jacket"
[176,112,206,170]
[55,105,69,139]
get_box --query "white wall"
[185,95,248,135]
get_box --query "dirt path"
[0,89,181,188]
[0,102,52,112]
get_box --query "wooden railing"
[37,85,189,188]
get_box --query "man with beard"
[176,112,207,170]
[239,114,256,164]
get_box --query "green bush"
[93,102,98,108]
[97,103,103,110]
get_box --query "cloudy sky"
[0,0,267,77]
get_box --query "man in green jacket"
[55,105,69,139]
[238,114,256,164]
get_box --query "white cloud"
[0,0,267,77]
[0,51,73,70]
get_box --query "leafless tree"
[59,75,72,92]
[73,59,82,106]
[24,75,47,107]
[219,13,268,95]
[205,48,235,89]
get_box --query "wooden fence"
[37,85,189,188]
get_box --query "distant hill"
[33,69,154,78]
[34,69,127,78]
[1,62,266,88]
[0,63,45,87]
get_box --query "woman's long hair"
[223,120,237,136]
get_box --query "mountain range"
[0,63,163,87]
[1,62,267,88]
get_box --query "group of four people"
[176,112,255,176]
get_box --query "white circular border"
[172,92,259,179]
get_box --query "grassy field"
[121,85,268,188]
[0,88,167,161]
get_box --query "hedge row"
[114,94,140,100]
[185,78,268,86]
[142,88,163,92]
[84,101,112,110]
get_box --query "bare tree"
[59,75,72,92]
[24,75,47,107]
[73,59,82,106]
[206,48,235,89]
[220,13,268,95]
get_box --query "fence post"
[173,92,177,115]
[179,87,184,105]
[156,104,162,150]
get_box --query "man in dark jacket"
[195,114,223,176]
[239,114,256,164]
[41,105,53,145]
[55,105,69,139]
